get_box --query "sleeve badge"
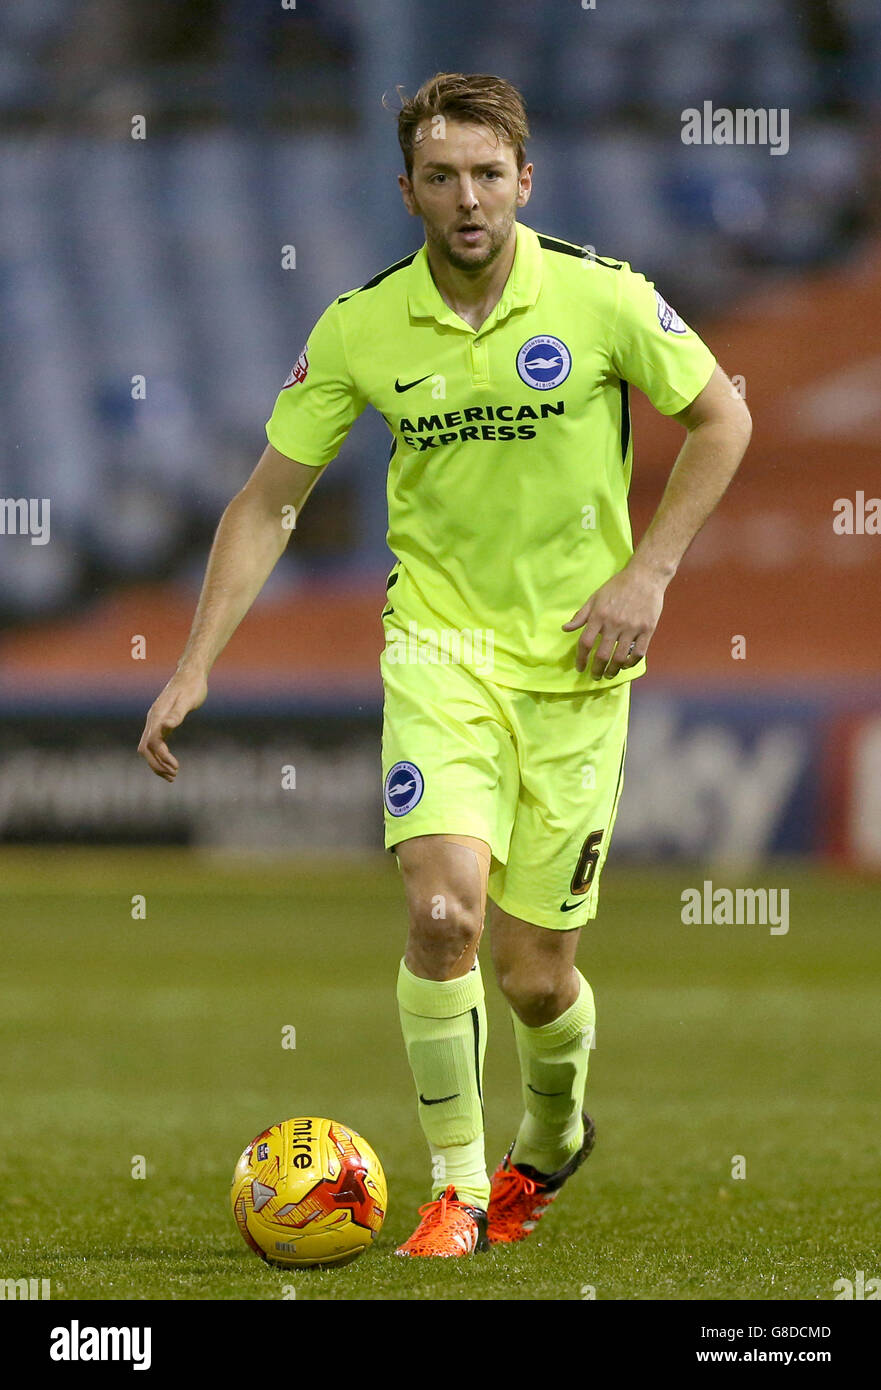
[282,346,309,388]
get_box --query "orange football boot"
[487,1113,596,1244]
[394,1185,489,1257]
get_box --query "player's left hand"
[562,558,667,679]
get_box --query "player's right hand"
[137,670,208,782]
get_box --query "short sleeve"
[610,264,717,416]
[266,300,367,466]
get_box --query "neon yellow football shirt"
[266,221,716,693]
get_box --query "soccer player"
[139,73,751,1257]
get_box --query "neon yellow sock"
[397,958,490,1209]
[510,970,595,1175]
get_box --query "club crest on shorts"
[384,761,424,816]
[516,334,572,390]
[282,346,309,388]
[654,291,687,335]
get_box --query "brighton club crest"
[384,762,424,817]
[516,335,572,390]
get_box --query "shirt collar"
[407,221,542,330]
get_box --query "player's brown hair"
[392,72,530,178]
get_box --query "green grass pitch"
[0,848,877,1301]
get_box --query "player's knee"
[405,894,482,980]
[497,968,567,1026]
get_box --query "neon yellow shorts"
[380,645,630,930]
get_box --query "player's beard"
[423,202,518,274]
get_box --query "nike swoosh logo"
[560,900,585,912]
[419,1092,460,1105]
[394,374,432,393]
[527,1084,566,1097]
